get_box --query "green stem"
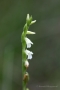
[22,34,27,90]
[22,23,30,90]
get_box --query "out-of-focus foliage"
[0,0,60,90]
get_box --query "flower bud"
[27,31,36,34]
[30,20,36,25]
[25,60,29,68]
[23,72,29,81]
[26,14,29,21]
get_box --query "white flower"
[25,60,29,68]
[27,31,36,34]
[25,49,33,60]
[25,37,33,48]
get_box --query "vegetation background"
[0,0,60,90]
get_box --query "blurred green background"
[0,0,60,90]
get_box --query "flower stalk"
[21,14,36,90]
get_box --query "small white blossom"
[27,31,36,34]
[25,49,33,60]
[25,37,33,48]
[30,20,36,25]
[25,60,29,68]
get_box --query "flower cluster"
[24,14,36,68]
[22,14,36,67]
[21,14,36,90]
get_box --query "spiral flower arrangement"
[21,14,36,90]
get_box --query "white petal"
[27,43,31,48]
[25,49,33,55]
[25,37,33,44]
[27,31,36,34]
[28,54,32,59]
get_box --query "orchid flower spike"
[21,14,36,90]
